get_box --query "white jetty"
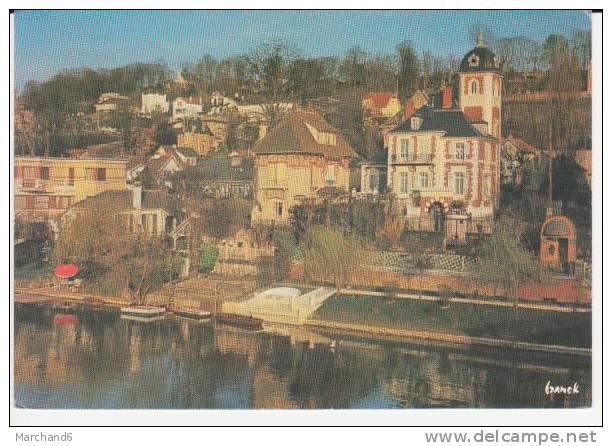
[222,286,336,325]
[120,306,166,323]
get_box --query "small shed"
[540,215,577,273]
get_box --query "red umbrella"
[54,263,79,279]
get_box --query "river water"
[14,304,591,409]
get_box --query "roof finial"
[477,29,485,48]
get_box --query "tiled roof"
[72,190,132,212]
[388,106,497,141]
[176,96,202,105]
[364,92,397,108]
[80,141,125,159]
[187,152,254,183]
[72,189,181,217]
[142,190,182,216]
[252,111,357,160]
[146,155,172,174]
[506,134,542,154]
[175,147,199,158]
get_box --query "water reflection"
[14,304,591,409]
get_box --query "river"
[14,303,591,409]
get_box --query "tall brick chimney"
[404,99,415,119]
[442,86,453,109]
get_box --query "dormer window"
[468,54,480,67]
[318,132,336,146]
[410,117,421,130]
[305,122,337,146]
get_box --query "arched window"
[471,80,478,95]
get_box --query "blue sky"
[14,10,590,92]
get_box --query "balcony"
[391,153,432,165]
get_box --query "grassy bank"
[14,263,52,281]
[313,294,591,348]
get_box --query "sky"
[14,10,591,92]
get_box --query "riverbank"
[311,293,592,350]
[15,282,592,356]
[306,319,591,358]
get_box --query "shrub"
[199,243,219,273]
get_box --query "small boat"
[215,312,263,330]
[174,308,211,321]
[120,306,166,318]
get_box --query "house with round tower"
[385,33,502,244]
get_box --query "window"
[410,117,421,130]
[40,167,49,180]
[141,214,147,232]
[400,139,409,158]
[454,172,465,194]
[455,143,466,161]
[471,80,478,95]
[420,172,429,188]
[400,172,410,194]
[96,168,106,181]
[483,174,491,197]
[369,172,379,192]
[325,165,336,186]
[152,214,158,236]
[275,202,283,217]
[68,168,75,186]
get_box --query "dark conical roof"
[459,36,500,73]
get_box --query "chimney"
[131,182,142,210]
[404,99,415,119]
[442,86,453,109]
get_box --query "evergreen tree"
[397,41,418,103]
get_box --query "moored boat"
[215,312,263,330]
[120,306,166,318]
[174,308,211,320]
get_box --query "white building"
[141,93,169,115]
[172,96,203,121]
[385,34,502,242]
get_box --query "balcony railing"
[391,153,432,164]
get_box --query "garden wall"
[289,263,591,304]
